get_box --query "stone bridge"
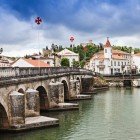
[0,67,95,131]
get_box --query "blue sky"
[0,0,140,56]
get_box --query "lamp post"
[70,36,74,51]
[51,44,58,67]
[35,17,42,74]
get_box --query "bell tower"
[104,37,112,59]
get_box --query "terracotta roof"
[104,38,111,48]
[24,59,50,67]
[90,49,129,61]
[91,53,105,61]
[112,55,125,60]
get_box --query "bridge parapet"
[0,67,93,80]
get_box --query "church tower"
[104,37,112,59]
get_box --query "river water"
[1,87,140,140]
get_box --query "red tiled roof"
[24,59,50,67]
[104,38,111,48]
[112,55,125,60]
[90,49,129,61]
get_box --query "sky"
[0,0,140,57]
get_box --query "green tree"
[61,58,70,67]
[72,60,80,68]
[79,60,85,68]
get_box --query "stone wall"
[0,73,94,128]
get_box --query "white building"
[41,58,54,67]
[87,38,131,75]
[12,58,50,67]
[132,53,140,73]
[57,49,79,67]
[0,55,13,67]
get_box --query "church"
[85,38,132,75]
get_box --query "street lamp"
[0,48,3,54]
[70,36,74,51]
[51,44,58,67]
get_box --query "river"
[1,87,140,140]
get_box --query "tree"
[72,60,80,68]
[61,58,70,67]
[79,60,85,68]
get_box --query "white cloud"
[1,1,140,57]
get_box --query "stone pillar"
[81,76,94,93]
[57,82,64,103]
[75,80,81,95]
[69,80,77,98]
[9,91,25,125]
[25,89,40,117]
[48,82,59,108]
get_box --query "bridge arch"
[61,80,69,101]
[17,85,26,93]
[36,86,49,110]
[18,88,25,94]
[0,103,9,129]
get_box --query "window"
[105,49,107,53]
[118,62,120,66]
[121,62,123,65]
[114,61,116,66]
[111,61,113,66]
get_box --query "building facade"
[132,53,140,74]
[57,49,79,67]
[0,55,13,67]
[87,39,131,75]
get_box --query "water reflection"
[1,88,140,140]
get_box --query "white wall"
[42,59,54,67]
[133,55,140,73]
[104,48,112,59]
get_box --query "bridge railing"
[0,67,93,79]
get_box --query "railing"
[0,67,93,80]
